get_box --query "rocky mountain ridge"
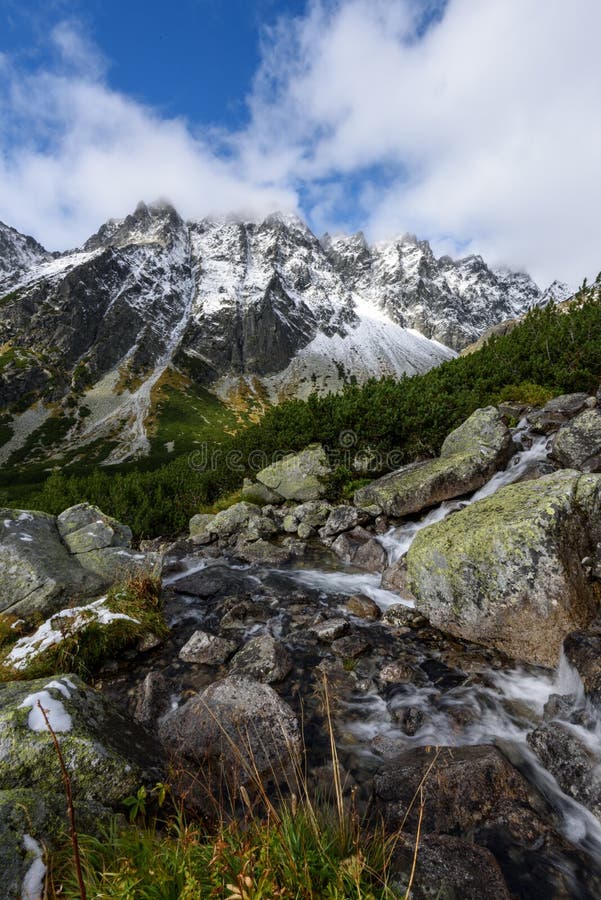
[0,202,568,465]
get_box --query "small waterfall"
[379,419,551,564]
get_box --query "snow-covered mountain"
[0,202,566,465]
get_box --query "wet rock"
[528,721,601,819]
[551,409,601,472]
[129,670,172,728]
[172,565,255,598]
[379,660,421,683]
[296,522,314,540]
[543,693,578,721]
[407,470,601,666]
[228,634,292,683]
[332,635,370,658]
[382,605,427,628]
[158,677,301,788]
[0,675,163,807]
[255,444,331,502]
[240,478,281,505]
[392,706,426,735]
[374,744,549,839]
[311,618,349,641]
[179,630,238,665]
[331,527,387,572]
[354,407,512,517]
[381,560,417,601]
[527,392,591,433]
[320,505,365,537]
[346,594,381,619]
[189,513,216,544]
[564,630,601,704]
[233,538,293,565]
[389,833,511,900]
[0,509,104,618]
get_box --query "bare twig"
[404,785,425,900]
[36,700,87,900]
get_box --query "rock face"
[528,721,601,820]
[1,203,565,466]
[255,444,331,502]
[354,407,512,517]
[406,470,601,666]
[0,509,103,617]
[0,504,159,618]
[158,676,301,789]
[551,408,601,472]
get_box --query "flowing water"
[159,420,601,895]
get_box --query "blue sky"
[1,0,600,286]
[1,0,307,129]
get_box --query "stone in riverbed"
[311,618,348,641]
[406,470,601,666]
[354,407,512,517]
[179,630,238,665]
[346,594,381,620]
[228,634,292,683]
[158,676,301,788]
[389,833,511,900]
[331,527,387,572]
[551,408,601,472]
[563,629,601,705]
[528,392,592,434]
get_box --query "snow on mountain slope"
[0,202,564,465]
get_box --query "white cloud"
[1,2,600,287]
[0,34,296,249]
[240,0,601,286]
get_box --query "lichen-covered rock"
[158,676,301,786]
[57,502,132,552]
[0,789,53,900]
[331,527,387,572]
[320,505,364,537]
[179,630,237,665]
[210,502,262,538]
[255,444,331,502]
[0,675,163,806]
[389,833,511,900]
[527,721,601,820]
[406,470,601,666]
[189,513,216,544]
[73,545,161,582]
[232,538,293,565]
[346,594,381,619]
[240,478,281,505]
[228,634,292,683]
[354,407,512,517]
[551,409,601,472]
[0,509,103,618]
[528,392,592,433]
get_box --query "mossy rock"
[0,675,164,807]
[406,470,601,666]
[255,444,331,502]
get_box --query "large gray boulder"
[406,470,601,666]
[255,444,331,502]
[551,408,601,472]
[354,407,512,517]
[0,509,103,618]
[56,502,132,551]
[159,676,301,788]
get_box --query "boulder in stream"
[551,408,601,472]
[406,470,601,666]
[354,407,512,517]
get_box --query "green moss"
[0,574,167,681]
